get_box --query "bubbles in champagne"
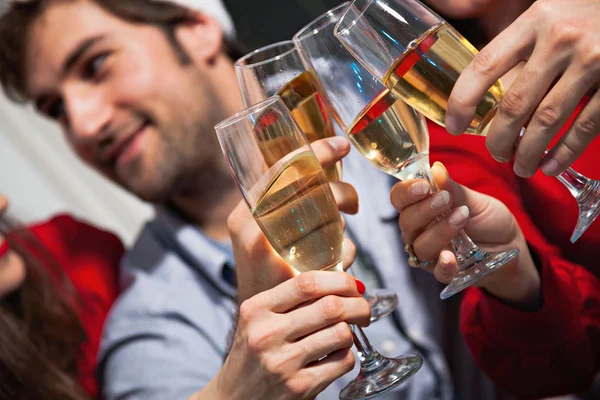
[383,23,504,135]
[345,89,429,180]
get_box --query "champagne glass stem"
[351,325,380,369]
[514,132,600,243]
[557,167,600,243]
[557,166,588,196]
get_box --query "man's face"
[25,1,228,202]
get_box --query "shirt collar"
[149,206,237,297]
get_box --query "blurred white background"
[0,92,153,246]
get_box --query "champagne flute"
[215,96,423,400]
[334,0,600,244]
[295,2,519,300]
[235,41,399,321]
[235,41,342,181]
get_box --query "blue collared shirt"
[98,145,497,400]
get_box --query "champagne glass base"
[339,354,423,400]
[570,179,600,243]
[365,289,399,322]
[440,248,520,300]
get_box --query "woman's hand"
[390,162,541,306]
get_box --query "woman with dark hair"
[0,195,124,400]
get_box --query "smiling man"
[0,1,510,400]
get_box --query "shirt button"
[381,340,396,355]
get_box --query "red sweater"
[0,215,123,398]
[429,113,600,398]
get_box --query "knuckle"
[530,1,556,21]
[285,376,311,398]
[579,40,600,70]
[548,22,580,49]
[341,349,357,373]
[359,298,371,321]
[263,355,288,377]
[573,117,599,138]
[533,104,561,129]
[398,213,412,232]
[449,91,469,110]
[248,326,279,352]
[342,273,357,292]
[499,89,528,119]
[239,298,261,324]
[332,322,354,347]
[226,204,253,238]
[319,295,345,322]
[513,142,536,163]
[557,139,580,162]
[401,229,416,246]
[469,48,495,75]
[295,272,319,297]
[343,239,357,263]
[226,213,239,235]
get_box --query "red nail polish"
[355,279,366,295]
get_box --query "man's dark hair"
[0,0,246,102]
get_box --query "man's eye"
[84,53,109,79]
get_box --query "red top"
[429,110,600,398]
[0,215,123,398]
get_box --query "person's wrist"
[479,241,542,311]
[191,369,233,400]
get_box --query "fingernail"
[355,279,366,295]
[410,181,430,196]
[328,136,349,152]
[491,154,509,163]
[440,252,451,265]
[513,163,533,178]
[430,191,450,209]
[541,158,560,176]
[445,115,463,135]
[449,206,469,226]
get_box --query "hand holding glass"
[294,2,519,300]
[235,41,399,321]
[334,0,600,243]
[215,96,422,400]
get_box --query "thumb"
[311,136,350,171]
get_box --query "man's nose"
[65,85,113,142]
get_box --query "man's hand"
[446,0,600,178]
[206,271,369,400]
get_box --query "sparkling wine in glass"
[295,2,519,301]
[334,0,600,244]
[215,96,422,400]
[236,41,400,321]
